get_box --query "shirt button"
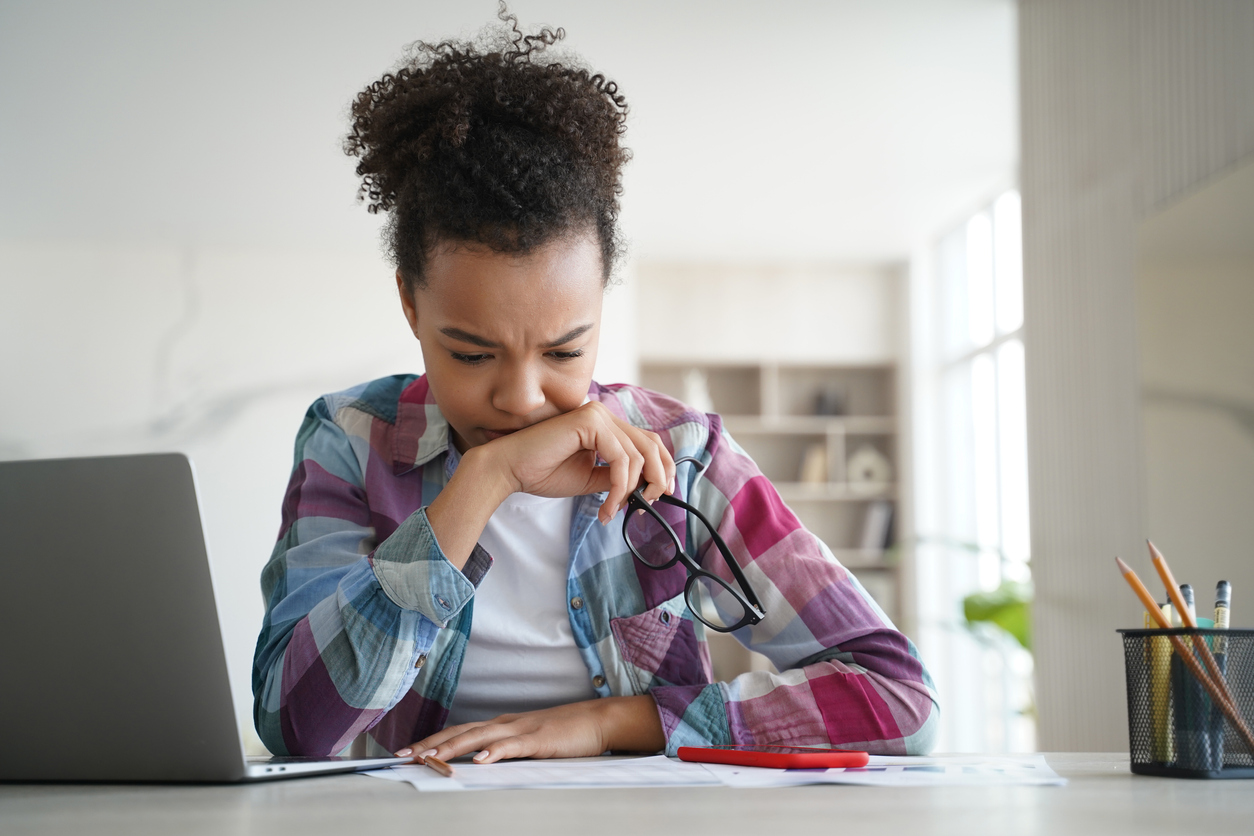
[592,675,606,688]
[414,654,427,669]
[571,596,584,610]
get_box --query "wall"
[1137,158,1254,629]
[636,262,900,364]
[1021,0,1254,751]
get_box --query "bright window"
[913,190,1033,752]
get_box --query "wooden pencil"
[420,754,455,778]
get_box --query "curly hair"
[344,4,630,291]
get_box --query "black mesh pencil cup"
[1119,628,1254,778]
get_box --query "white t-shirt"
[444,491,598,726]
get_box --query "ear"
[396,271,420,339]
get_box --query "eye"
[547,349,585,362]
[450,352,491,365]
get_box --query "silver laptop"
[0,453,409,782]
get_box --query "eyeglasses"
[622,456,765,633]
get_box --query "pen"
[1215,580,1231,653]
[420,753,455,778]
[1211,580,1232,768]
[1147,602,1174,763]
[1180,583,1196,626]
[1215,580,1231,628]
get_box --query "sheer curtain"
[911,191,1034,752]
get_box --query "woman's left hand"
[394,695,665,764]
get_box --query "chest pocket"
[610,597,714,694]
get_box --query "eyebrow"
[439,324,594,350]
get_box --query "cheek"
[547,369,594,410]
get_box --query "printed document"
[364,753,1066,792]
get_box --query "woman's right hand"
[482,400,675,523]
[425,401,675,570]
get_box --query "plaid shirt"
[253,374,938,757]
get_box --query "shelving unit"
[639,361,903,632]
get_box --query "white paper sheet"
[363,753,1066,791]
[364,755,722,792]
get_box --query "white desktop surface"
[4,754,1250,835]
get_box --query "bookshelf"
[639,361,903,659]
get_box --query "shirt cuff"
[370,506,492,625]
[650,683,734,756]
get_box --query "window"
[912,191,1033,752]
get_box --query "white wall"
[1137,158,1254,625]
[1021,0,1254,752]
[636,262,899,364]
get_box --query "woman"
[252,8,938,764]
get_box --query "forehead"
[420,236,604,340]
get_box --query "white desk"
[3,754,1250,835]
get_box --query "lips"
[482,428,523,441]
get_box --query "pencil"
[1114,557,1254,755]
[420,754,455,778]
[1147,542,1238,706]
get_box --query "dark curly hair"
[344,4,630,291]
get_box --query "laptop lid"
[0,453,257,781]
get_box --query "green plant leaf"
[963,581,1032,651]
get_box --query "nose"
[491,360,547,417]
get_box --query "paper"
[702,754,1067,788]
[365,755,722,792]
[363,753,1066,791]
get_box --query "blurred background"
[2,0,1250,757]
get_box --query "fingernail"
[473,751,489,763]
[394,748,412,757]
[419,749,437,759]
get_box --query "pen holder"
[1119,628,1254,778]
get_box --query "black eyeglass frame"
[621,457,766,633]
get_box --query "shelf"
[639,359,905,629]
[722,415,896,435]
[774,482,895,501]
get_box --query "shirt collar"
[391,375,450,475]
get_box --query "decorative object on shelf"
[859,500,894,551]
[814,386,847,416]
[847,443,892,493]
[682,368,715,414]
[798,443,828,484]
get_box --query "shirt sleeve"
[251,396,490,756]
[649,415,939,756]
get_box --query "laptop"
[0,453,410,782]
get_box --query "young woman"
[252,11,938,765]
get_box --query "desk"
[4,754,1250,835]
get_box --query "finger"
[634,430,671,503]
[591,425,631,525]
[607,419,647,513]
[396,721,489,757]
[429,720,528,761]
[472,732,546,765]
